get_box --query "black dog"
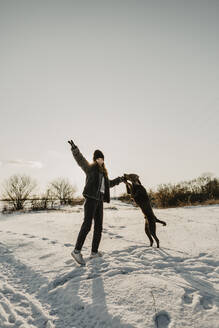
[124,173,166,248]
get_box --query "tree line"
[0,174,82,213]
[1,173,219,213]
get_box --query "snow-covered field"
[0,201,218,328]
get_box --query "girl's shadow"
[90,259,134,327]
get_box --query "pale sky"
[0,0,219,197]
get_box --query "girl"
[68,140,124,265]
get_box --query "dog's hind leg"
[151,231,160,248]
[144,218,153,247]
[149,220,160,248]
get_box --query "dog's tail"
[155,218,167,226]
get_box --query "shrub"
[118,174,219,208]
[2,174,37,210]
[49,178,76,205]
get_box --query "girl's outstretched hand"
[68,140,77,149]
[121,175,127,183]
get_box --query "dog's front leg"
[125,181,133,195]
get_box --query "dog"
[123,173,166,248]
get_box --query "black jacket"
[72,147,122,203]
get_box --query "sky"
[0,0,219,197]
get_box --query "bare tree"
[2,174,37,210]
[49,178,76,205]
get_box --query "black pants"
[75,196,103,253]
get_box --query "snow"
[0,201,219,328]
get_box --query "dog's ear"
[137,178,142,185]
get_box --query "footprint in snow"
[65,259,74,265]
[107,231,123,239]
[199,252,207,257]
[200,296,214,310]
[52,268,85,288]
[0,285,52,327]
[64,243,73,247]
[154,311,171,328]
[50,240,57,245]
[182,289,195,305]
[39,253,54,260]
[18,242,31,248]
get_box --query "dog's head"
[124,173,141,185]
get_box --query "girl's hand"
[121,175,128,183]
[68,140,77,149]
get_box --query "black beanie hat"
[93,149,104,161]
